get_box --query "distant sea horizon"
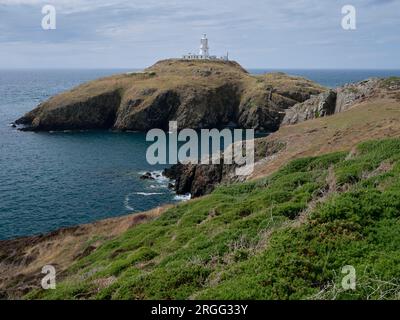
[1,68,400,240]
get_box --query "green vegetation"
[28,139,400,300]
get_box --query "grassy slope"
[0,206,171,297]
[251,95,400,180]
[29,138,400,300]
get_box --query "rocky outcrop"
[335,78,379,113]
[282,78,382,126]
[164,139,286,197]
[164,164,228,197]
[237,89,285,132]
[282,90,337,125]
[16,59,326,132]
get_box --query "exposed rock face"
[282,90,337,125]
[17,90,122,131]
[282,78,382,126]
[16,59,325,132]
[164,164,226,197]
[164,139,286,197]
[238,90,284,132]
[335,78,379,113]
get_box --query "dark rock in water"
[163,165,180,180]
[10,123,17,128]
[164,162,232,198]
[164,164,197,195]
[168,182,175,190]
[163,139,286,198]
[140,172,155,180]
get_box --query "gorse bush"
[28,138,400,300]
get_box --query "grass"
[27,138,400,300]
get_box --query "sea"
[1,68,400,240]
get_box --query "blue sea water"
[1,68,400,240]
[0,69,179,240]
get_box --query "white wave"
[152,171,169,183]
[135,192,164,196]
[124,191,164,211]
[174,194,192,202]
[150,184,168,189]
[123,194,134,211]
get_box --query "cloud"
[0,0,399,68]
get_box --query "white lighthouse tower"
[182,35,228,61]
[199,34,209,58]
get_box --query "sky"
[0,0,399,69]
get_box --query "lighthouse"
[182,35,229,61]
[199,34,209,58]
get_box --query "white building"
[200,34,209,57]
[182,34,229,61]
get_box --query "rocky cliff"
[163,139,285,197]
[282,78,382,125]
[169,77,400,197]
[16,60,325,132]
